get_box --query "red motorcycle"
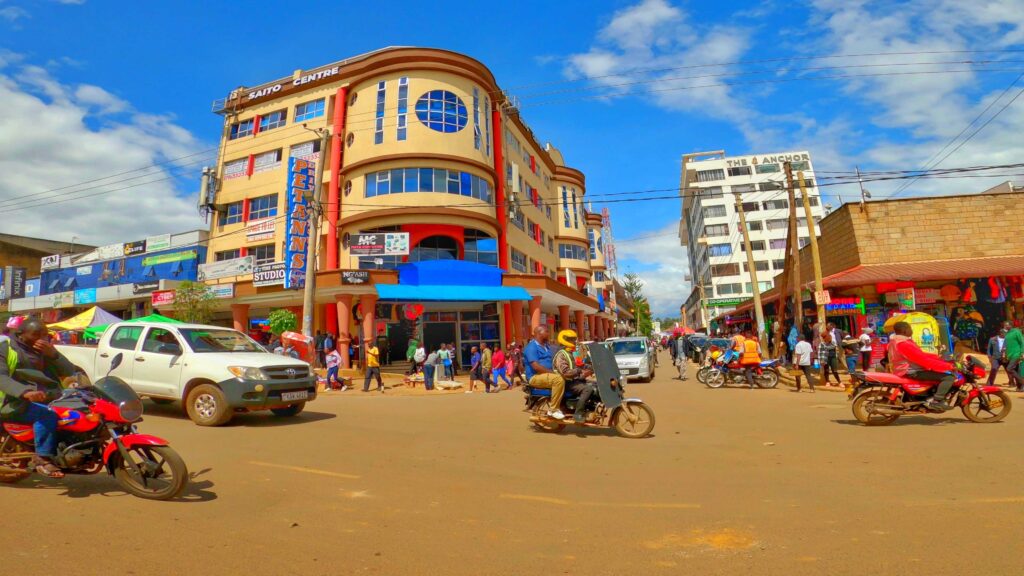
[0,354,188,500]
[848,355,1011,426]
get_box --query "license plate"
[281,391,308,401]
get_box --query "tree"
[173,281,216,324]
[267,308,298,336]
[622,273,653,337]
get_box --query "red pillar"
[529,296,542,334]
[231,304,249,333]
[324,87,348,339]
[558,305,570,331]
[574,310,585,338]
[491,108,509,271]
[360,294,378,347]
[335,294,353,369]
[509,299,524,344]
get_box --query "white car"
[607,337,655,382]
[56,322,315,426]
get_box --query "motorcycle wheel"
[112,445,189,501]
[757,369,780,389]
[705,369,726,388]
[613,402,656,438]
[961,390,1011,423]
[696,366,710,384]
[851,388,901,426]
[531,399,566,433]
[0,443,30,484]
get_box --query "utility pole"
[698,282,709,332]
[734,192,768,353]
[301,128,331,338]
[784,163,803,331]
[798,170,826,340]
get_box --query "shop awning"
[83,313,183,340]
[48,306,121,331]
[376,284,531,302]
[821,255,1024,287]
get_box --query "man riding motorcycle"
[553,330,596,424]
[887,321,956,411]
[0,316,76,478]
[524,326,566,420]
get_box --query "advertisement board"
[145,234,172,252]
[348,233,410,256]
[209,284,235,299]
[53,292,74,308]
[151,290,175,307]
[198,256,254,281]
[1,266,27,301]
[40,254,61,271]
[97,243,124,260]
[142,250,196,267]
[253,262,286,287]
[74,288,97,305]
[284,156,314,289]
[123,240,146,256]
[340,270,370,285]
[132,281,159,294]
[246,218,276,242]
[25,278,40,297]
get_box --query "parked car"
[607,337,655,382]
[56,322,316,426]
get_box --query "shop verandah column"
[335,294,353,369]
[529,296,543,333]
[587,314,598,341]
[509,299,524,344]
[558,305,570,331]
[231,304,249,333]
[574,310,585,338]
[360,294,378,356]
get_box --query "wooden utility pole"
[784,163,803,332]
[735,193,768,353]
[798,171,826,326]
[301,128,331,338]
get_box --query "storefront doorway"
[424,321,457,356]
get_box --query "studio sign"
[247,66,341,100]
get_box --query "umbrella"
[83,313,183,341]
[48,306,122,331]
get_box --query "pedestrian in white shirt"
[859,327,874,370]
[793,333,816,392]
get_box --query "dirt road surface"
[6,351,1024,575]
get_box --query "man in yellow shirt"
[363,343,384,392]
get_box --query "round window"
[349,92,358,107]
[343,181,352,196]
[414,90,468,133]
[346,132,355,147]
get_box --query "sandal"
[33,459,65,479]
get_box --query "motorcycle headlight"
[118,399,144,422]
[228,366,269,380]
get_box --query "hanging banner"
[145,234,172,252]
[209,284,235,299]
[123,240,147,256]
[896,288,916,311]
[253,262,286,287]
[40,254,61,271]
[152,290,176,307]
[246,218,276,242]
[284,156,315,289]
[348,232,410,256]
[198,256,254,281]
[142,250,197,266]
[915,287,941,305]
[97,243,124,260]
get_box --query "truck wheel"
[185,384,233,426]
[270,403,305,417]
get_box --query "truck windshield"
[610,340,646,355]
[178,329,264,353]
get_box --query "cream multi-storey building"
[203,47,617,367]
[679,150,824,330]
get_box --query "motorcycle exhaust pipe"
[870,405,904,415]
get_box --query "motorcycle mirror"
[109,353,124,373]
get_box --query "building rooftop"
[0,233,93,255]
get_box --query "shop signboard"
[74,288,97,305]
[1,266,27,301]
[40,254,61,271]
[340,270,370,285]
[253,262,286,287]
[76,265,92,276]
[209,284,235,299]
[53,292,74,309]
[706,297,746,308]
[915,287,941,305]
[896,288,916,310]
[123,240,146,256]
[284,156,315,289]
[145,234,171,252]
[825,297,865,314]
[348,233,410,256]
[24,278,40,297]
[132,281,159,294]
[246,218,276,242]
[814,290,831,305]
[198,256,254,281]
[97,243,124,260]
[152,290,175,307]
[142,250,196,267]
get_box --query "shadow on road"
[832,417,975,427]
[4,467,218,502]
[142,400,336,427]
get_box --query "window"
[708,243,732,257]
[731,184,756,194]
[229,118,253,140]
[801,179,814,188]
[223,157,247,180]
[473,87,481,150]
[571,189,579,229]
[252,149,282,173]
[743,261,770,272]
[756,163,780,174]
[250,243,276,265]
[414,90,468,133]
[703,205,727,218]
[464,229,498,266]
[559,243,587,260]
[741,201,759,212]
[699,186,724,199]
[712,263,739,276]
[248,194,278,220]
[727,166,752,176]
[562,187,571,227]
[215,249,241,261]
[375,81,386,144]
[740,240,766,251]
[259,110,286,132]
[716,283,743,296]
[772,259,786,269]
[809,197,820,207]
[594,270,606,282]
[109,326,144,351]
[219,202,243,225]
[588,229,597,260]
[696,169,725,182]
[484,97,491,156]
[364,168,491,202]
[762,199,788,210]
[791,160,810,171]
[759,181,782,191]
[511,248,528,273]
[745,281,773,293]
[746,220,762,231]
[294,98,325,122]
[703,224,729,237]
[141,328,181,354]
[766,218,788,231]
[396,77,408,141]
[510,208,525,231]
[289,139,321,160]
[769,238,788,250]
[799,237,810,248]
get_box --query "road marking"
[499,493,699,509]
[248,461,360,479]
[906,496,1024,507]
[643,529,757,551]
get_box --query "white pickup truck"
[56,321,316,426]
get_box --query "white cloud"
[614,223,690,317]
[56,0,86,4]
[0,5,29,22]
[0,55,207,245]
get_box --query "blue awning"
[376,284,531,302]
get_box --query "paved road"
[7,350,1024,575]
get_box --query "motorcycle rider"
[888,321,956,412]
[738,328,762,389]
[523,326,566,420]
[0,316,76,478]
[553,330,596,424]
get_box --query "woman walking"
[817,332,843,386]
[491,345,512,389]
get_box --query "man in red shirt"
[887,321,956,411]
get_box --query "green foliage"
[622,272,653,337]
[174,281,216,325]
[267,308,298,336]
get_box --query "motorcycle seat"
[860,371,920,386]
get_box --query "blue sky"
[2,0,1023,315]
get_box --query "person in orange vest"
[739,328,763,388]
[721,330,745,365]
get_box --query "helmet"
[557,329,578,349]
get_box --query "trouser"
[326,366,340,387]
[861,351,872,370]
[363,367,383,391]
[444,362,453,380]
[529,373,565,412]
[822,358,841,384]
[1007,358,1023,390]
[9,403,58,458]
[492,367,512,387]
[845,355,858,375]
[675,356,687,379]
[796,365,817,391]
[317,350,326,368]
[907,370,956,401]
[742,365,756,387]
[423,364,435,390]
[986,357,1013,387]
[567,381,596,421]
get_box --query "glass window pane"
[405,168,418,192]
[460,172,472,196]
[420,168,433,192]
[433,169,446,193]
[390,169,404,193]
